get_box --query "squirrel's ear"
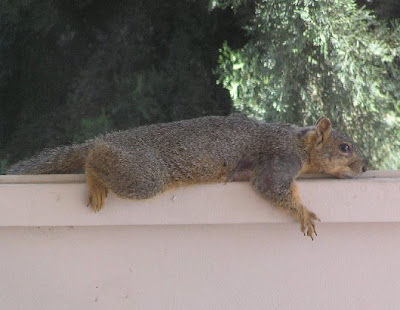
[315,117,332,144]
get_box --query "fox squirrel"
[8,115,367,239]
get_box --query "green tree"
[218,0,400,169]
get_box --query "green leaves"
[218,0,400,169]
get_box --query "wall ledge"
[0,171,399,227]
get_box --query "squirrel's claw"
[300,209,319,240]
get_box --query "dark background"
[1,0,399,172]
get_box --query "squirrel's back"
[8,115,298,181]
[95,115,297,183]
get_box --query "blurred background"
[1,0,399,173]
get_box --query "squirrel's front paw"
[300,210,320,240]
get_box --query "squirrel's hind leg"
[86,167,108,212]
[85,142,168,211]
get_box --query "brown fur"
[8,115,368,239]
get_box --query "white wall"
[0,172,399,310]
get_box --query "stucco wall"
[0,171,399,309]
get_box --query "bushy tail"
[7,143,90,175]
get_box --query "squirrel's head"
[303,117,368,178]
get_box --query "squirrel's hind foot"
[86,172,108,212]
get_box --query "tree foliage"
[1,0,245,170]
[218,0,400,169]
[1,0,400,174]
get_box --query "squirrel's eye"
[339,143,351,153]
